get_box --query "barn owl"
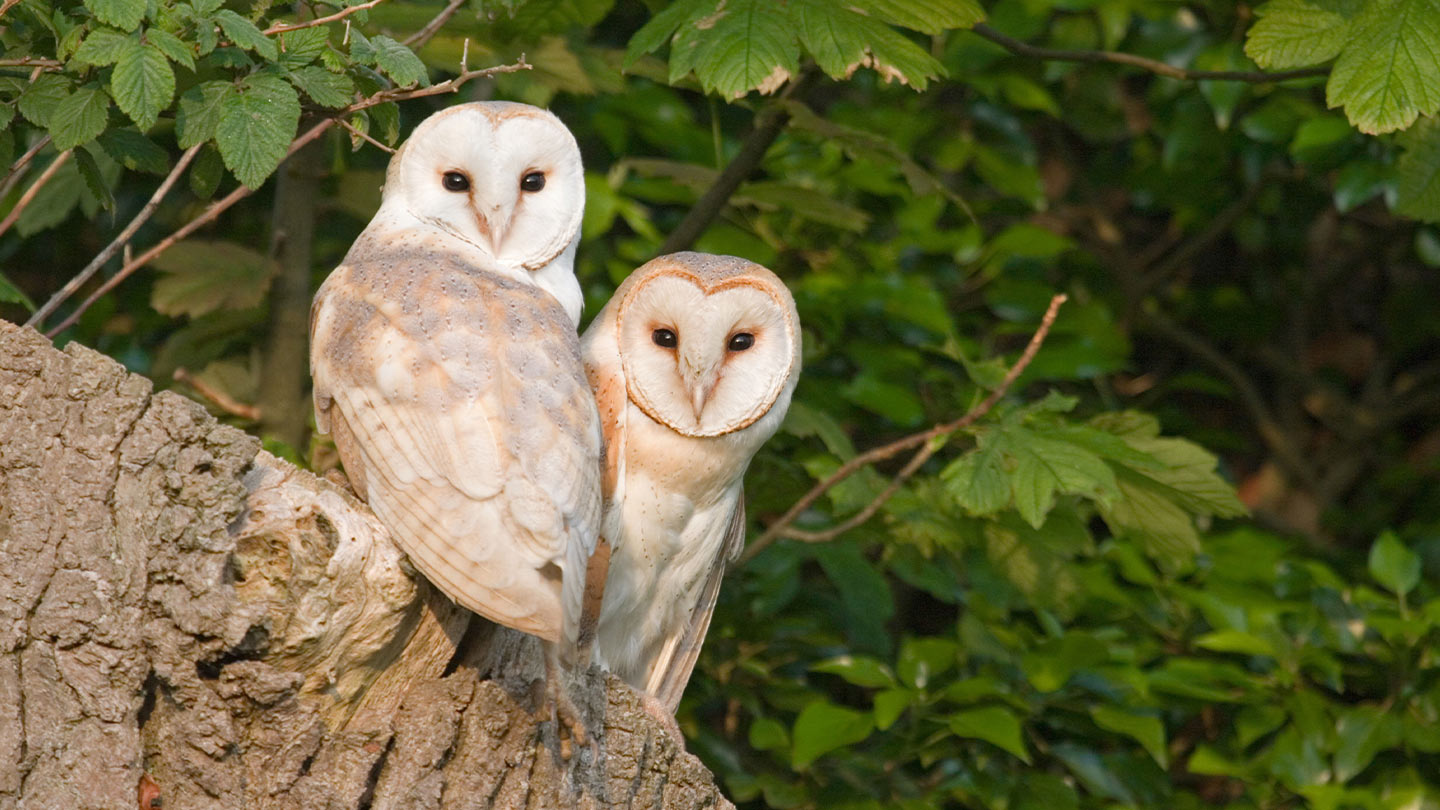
[308,102,603,675]
[581,252,801,713]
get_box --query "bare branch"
[403,0,467,48]
[0,56,62,70]
[972,24,1328,83]
[0,135,53,202]
[739,293,1069,565]
[173,367,262,420]
[347,55,532,113]
[337,118,397,153]
[264,0,388,35]
[27,144,204,329]
[0,0,22,18]
[0,149,72,241]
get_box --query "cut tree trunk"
[0,319,732,810]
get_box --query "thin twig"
[0,0,22,18]
[0,149,72,240]
[403,0,467,48]
[43,57,531,337]
[27,144,204,329]
[0,57,63,70]
[972,24,1329,83]
[0,135,53,202]
[739,293,1069,565]
[264,0,389,35]
[173,367,262,420]
[337,118,397,153]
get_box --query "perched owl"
[581,252,801,712]
[309,102,603,658]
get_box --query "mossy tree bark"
[0,319,731,810]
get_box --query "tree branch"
[26,144,203,329]
[0,134,53,202]
[173,367,261,420]
[0,56,62,70]
[739,293,1068,565]
[403,0,467,48]
[0,149,72,240]
[972,24,1329,83]
[264,0,389,35]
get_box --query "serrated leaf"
[1091,706,1167,768]
[1010,433,1117,528]
[84,0,146,31]
[942,437,1008,515]
[72,26,134,66]
[672,0,799,97]
[623,0,714,67]
[287,65,354,108]
[950,706,1030,763]
[0,271,35,311]
[189,144,224,198]
[1395,116,1440,221]
[1369,531,1420,595]
[1325,0,1440,135]
[49,87,111,151]
[98,128,169,174]
[279,26,329,66]
[793,0,944,89]
[850,0,984,34]
[151,239,277,316]
[145,27,195,70]
[1100,475,1203,561]
[213,9,279,61]
[73,147,115,210]
[791,700,875,770]
[370,35,428,87]
[1245,0,1361,69]
[215,74,300,188]
[368,101,399,144]
[18,74,71,128]
[176,80,232,148]
[111,40,174,130]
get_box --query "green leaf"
[97,128,169,174]
[1091,706,1168,768]
[72,26,134,66]
[851,0,984,34]
[1325,0,1440,134]
[145,27,196,71]
[811,656,897,688]
[673,0,799,97]
[189,144,224,198]
[748,716,789,752]
[623,0,714,67]
[84,0,146,31]
[16,157,83,236]
[150,239,277,316]
[949,706,1030,763]
[872,689,913,731]
[1009,433,1117,528]
[213,9,279,61]
[287,65,354,108]
[18,74,71,128]
[176,80,232,148]
[1368,531,1420,595]
[791,701,875,770]
[111,40,174,130]
[279,27,330,66]
[942,437,1008,516]
[49,87,111,151]
[1245,0,1361,69]
[72,147,115,210]
[215,74,300,188]
[792,0,944,89]
[369,35,428,88]
[0,271,35,311]
[1333,706,1401,782]
[1396,116,1440,221]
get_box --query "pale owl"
[309,102,603,660]
[581,252,801,712]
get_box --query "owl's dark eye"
[442,171,470,192]
[727,332,755,352]
[520,171,546,192]
[652,328,678,348]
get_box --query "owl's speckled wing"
[310,237,603,646]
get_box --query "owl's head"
[381,101,585,323]
[607,252,801,439]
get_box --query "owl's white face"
[615,256,800,439]
[380,102,585,323]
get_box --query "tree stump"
[0,319,732,809]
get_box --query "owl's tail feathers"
[571,535,612,668]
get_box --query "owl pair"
[309,103,800,725]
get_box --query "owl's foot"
[542,653,592,760]
[638,691,685,749]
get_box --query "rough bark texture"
[0,319,732,810]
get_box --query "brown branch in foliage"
[27,145,204,329]
[0,135,53,202]
[0,149,72,241]
[0,56,62,70]
[739,293,1068,565]
[337,118,397,153]
[0,0,21,18]
[173,367,262,420]
[972,24,1329,83]
[264,0,389,35]
[41,58,532,337]
[403,0,467,48]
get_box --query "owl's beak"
[471,203,512,253]
[681,356,719,418]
